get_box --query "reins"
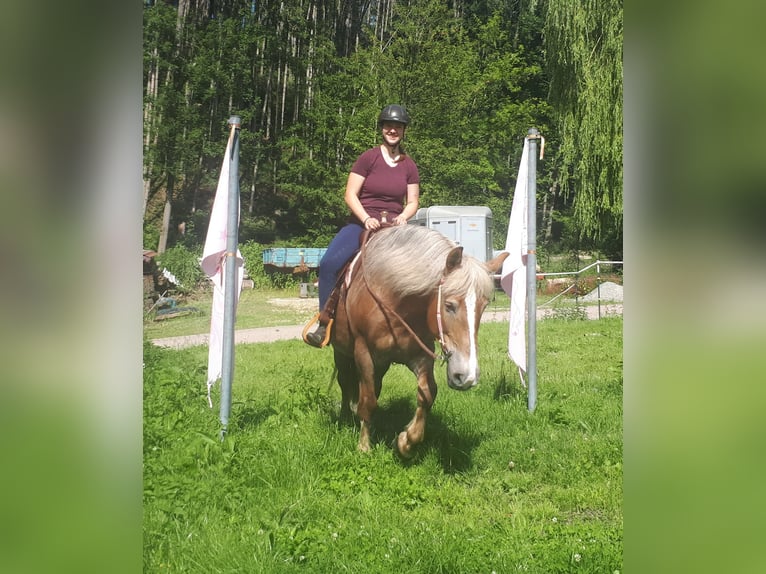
[358,228,450,362]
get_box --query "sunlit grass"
[144,318,623,572]
[143,285,619,341]
[143,287,319,339]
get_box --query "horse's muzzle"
[446,369,479,391]
[446,350,480,390]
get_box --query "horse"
[329,224,509,458]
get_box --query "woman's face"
[381,121,406,146]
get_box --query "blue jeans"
[318,223,364,312]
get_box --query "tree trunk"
[143,45,160,218]
[249,159,259,214]
[544,179,559,240]
[157,177,173,254]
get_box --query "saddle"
[301,223,394,347]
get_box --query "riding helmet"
[377,104,410,127]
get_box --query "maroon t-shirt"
[349,147,420,224]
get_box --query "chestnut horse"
[330,224,509,458]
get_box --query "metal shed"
[262,247,327,272]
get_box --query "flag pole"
[526,128,540,412]
[220,116,241,438]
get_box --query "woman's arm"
[393,183,420,225]
[344,172,379,229]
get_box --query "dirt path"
[151,303,623,350]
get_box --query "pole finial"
[526,128,544,158]
[228,116,241,127]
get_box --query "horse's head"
[435,248,509,390]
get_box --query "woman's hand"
[393,214,408,225]
[364,216,380,230]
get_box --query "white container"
[410,206,494,262]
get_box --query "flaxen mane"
[363,225,494,300]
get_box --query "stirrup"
[302,313,333,348]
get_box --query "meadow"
[144,315,623,572]
[143,284,612,340]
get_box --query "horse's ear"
[444,246,464,275]
[485,251,510,274]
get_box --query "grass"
[144,287,320,340]
[144,285,617,340]
[143,317,623,572]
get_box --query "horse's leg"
[334,349,358,423]
[397,361,438,459]
[354,340,378,453]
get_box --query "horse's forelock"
[442,257,495,300]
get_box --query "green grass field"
[143,288,319,340]
[144,317,623,572]
[143,286,608,340]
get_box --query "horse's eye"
[445,301,458,314]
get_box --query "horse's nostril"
[449,372,474,390]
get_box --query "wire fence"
[538,260,623,319]
[491,260,624,321]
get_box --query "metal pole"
[526,129,539,412]
[597,262,602,319]
[220,116,241,437]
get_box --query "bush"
[155,244,205,292]
[239,241,271,289]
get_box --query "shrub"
[155,244,205,292]
[239,241,272,289]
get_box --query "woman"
[305,104,420,347]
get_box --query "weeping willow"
[544,0,623,241]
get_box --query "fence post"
[526,129,539,412]
[597,261,603,319]
[220,116,241,438]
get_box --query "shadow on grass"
[492,367,527,403]
[231,402,277,431]
[229,386,481,473]
[421,410,480,474]
[361,397,480,473]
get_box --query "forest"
[143,0,623,260]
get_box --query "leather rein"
[357,227,450,362]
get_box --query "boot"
[305,322,328,348]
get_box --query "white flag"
[500,138,529,375]
[201,129,244,407]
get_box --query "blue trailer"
[262,247,327,272]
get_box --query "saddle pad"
[345,251,362,287]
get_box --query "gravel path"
[152,299,623,350]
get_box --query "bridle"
[361,274,451,363]
[434,279,449,357]
[358,230,452,362]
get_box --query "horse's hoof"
[396,431,414,459]
[358,422,371,452]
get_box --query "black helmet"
[377,104,410,127]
